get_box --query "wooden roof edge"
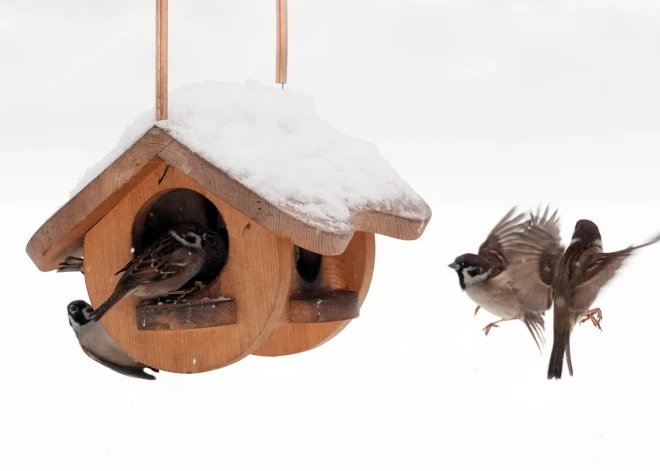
[352,203,432,242]
[26,129,173,271]
[26,126,432,271]
[157,133,432,254]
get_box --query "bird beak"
[448,262,459,270]
[202,233,208,240]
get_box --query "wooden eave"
[26,126,432,271]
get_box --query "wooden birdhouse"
[25,1,431,374]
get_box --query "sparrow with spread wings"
[449,206,563,352]
[507,218,660,379]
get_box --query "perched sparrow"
[88,222,223,323]
[68,300,158,380]
[57,256,84,274]
[509,218,660,379]
[448,206,562,351]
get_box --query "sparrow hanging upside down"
[68,300,159,380]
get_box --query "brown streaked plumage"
[87,222,224,323]
[511,218,660,379]
[449,205,563,351]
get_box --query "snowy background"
[2,0,660,469]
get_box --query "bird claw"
[474,305,481,316]
[483,322,500,336]
[580,308,603,331]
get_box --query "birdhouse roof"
[26,80,431,271]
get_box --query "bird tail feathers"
[548,316,574,380]
[57,256,84,274]
[522,311,545,354]
[88,289,129,323]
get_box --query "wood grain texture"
[283,290,360,323]
[156,0,168,120]
[84,162,291,373]
[253,231,376,357]
[27,127,430,271]
[276,0,288,84]
[136,297,237,331]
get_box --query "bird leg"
[483,319,511,336]
[474,305,481,316]
[580,307,603,331]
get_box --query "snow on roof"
[71,80,427,232]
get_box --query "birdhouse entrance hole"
[253,231,377,357]
[131,188,236,331]
[294,245,322,283]
[132,188,228,284]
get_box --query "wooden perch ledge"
[136,297,237,331]
[280,289,360,324]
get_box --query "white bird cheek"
[463,271,489,287]
[69,318,82,332]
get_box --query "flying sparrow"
[87,222,223,323]
[509,218,660,379]
[57,256,84,274]
[448,205,562,351]
[68,300,159,380]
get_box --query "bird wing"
[571,233,660,311]
[81,345,158,380]
[115,234,193,289]
[113,256,138,276]
[477,206,527,278]
[506,205,565,313]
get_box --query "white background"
[2,1,660,469]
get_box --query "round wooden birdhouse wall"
[81,160,293,373]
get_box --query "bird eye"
[69,305,79,313]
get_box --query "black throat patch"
[455,267,466,291]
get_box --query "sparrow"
[87,222,223,322]
[508,218,660,379]
[448,205,562,351]
[57,256,84,274]
[68,300,159,380]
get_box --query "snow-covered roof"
[27,80,431,270]
[72,80,429,233]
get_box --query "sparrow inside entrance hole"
[132,189,229,298]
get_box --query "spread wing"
[477,206,527,277]
[506,205,565,312]
[81,346,158,380]
[572,233,660,311]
